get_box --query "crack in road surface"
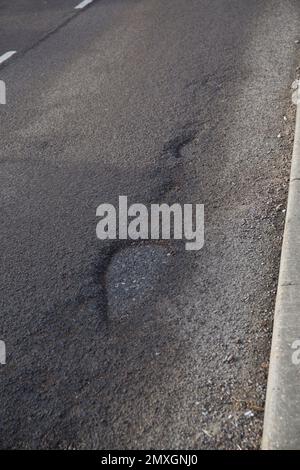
[0,0,299,450]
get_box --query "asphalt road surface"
[0,0,300,450]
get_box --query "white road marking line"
[0,51,17,65]
[75,0,94,9]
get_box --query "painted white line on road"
[75,0,94,9]
[0,51,17,65]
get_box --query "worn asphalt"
[0,0,300,449]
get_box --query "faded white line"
[75,0,94,9]
[0,51,17,65]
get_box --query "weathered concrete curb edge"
[262,94,300,449]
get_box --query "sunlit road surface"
[0,0,299,449]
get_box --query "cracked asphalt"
[0,0,300,450]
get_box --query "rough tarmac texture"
[0,0,300,449]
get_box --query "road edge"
[262,87,300,449]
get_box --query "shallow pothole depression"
[106,244,172,319]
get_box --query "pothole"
[106,244,172,319]
[162,129,197,159]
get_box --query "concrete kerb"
[262,83,300,449]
